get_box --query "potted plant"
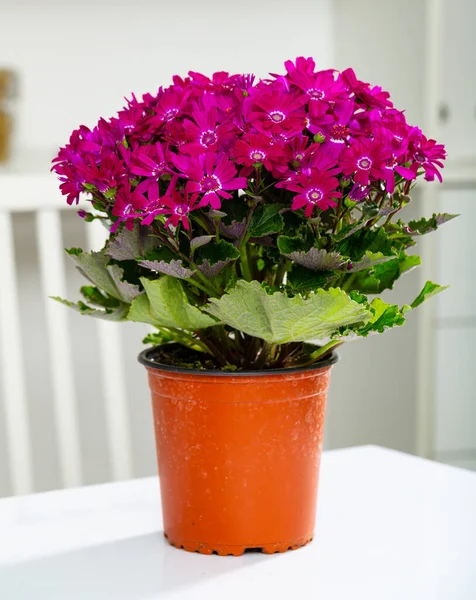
[52,57,449,556]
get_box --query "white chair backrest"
[0,176,135,495]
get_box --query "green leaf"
[205,280,372,343]
[350,252,421,294]
[410,280,448,309]
[190,235,214,251]
[284,247,347,271]
[361,201,380,218]
[142,330,176,345]
[51,296,129,321]
[277,235,307,255]
[128,277,217,330]
[80,286,121,309]
[408,213,458,236]
[66,249,141,302]
[355,298,406,336]
[219,220,246,240]
[107,264,143,303]
[334,281,448,340]
[196,239,240,278]
[332,207,394,242]
[287,265,337,293]
[105,223,156,261]
[140,259,194,280]
[248,204,284,238]
[332,298,406,340]
[348,251,396,273]
[337,227,395,261]
[127,293,160,327]
[139,247,195,280]
[372,253,421,292]
[197,239,240,263]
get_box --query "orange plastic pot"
[139,345,338,556]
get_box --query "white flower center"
[357,156,372,170]
[306,188,324,204]
[268,110,286,123]
[174,205,188,215]
[307,88,325,100]
[164,108,178,121]
[250,150,266,161]
[199,130,217,147]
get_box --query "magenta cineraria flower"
[173,152,247,209]
[372,125,416,193]
[179,99,236,156]
[54,166,85,205]
[188,71,235,92]
[282,169,342,215]
[111,186,148,232]
[144,87,191,132]
[129,142,174,179]
[340,139,390,186]
[80,152,127,195]
[285,61,347,105]
[245,82,307,137]
[340,68,393,109]
[52,58,446,232]
[233,132,285,173]
[325,101,355,145]
[411,136,446,182]
[132,145,176,204]
[143,186,201,230]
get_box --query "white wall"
[1,0,334,153]
[3,0,461,496]
[325,0,428,454]
[0,0,336,496]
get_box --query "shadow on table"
[0,531,273,599]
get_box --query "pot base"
[164,532,314,556]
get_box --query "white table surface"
[1,445,475,600]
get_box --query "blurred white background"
[0,0,475,497]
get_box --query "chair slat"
[86,221,133,480]
[36,209,82,488]
[0,211,33,494]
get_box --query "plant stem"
[342,272,359,293]
[300,340,342,366]
[253,341,275,369]
[273,258,288,287]
[195,331,229,368]
[239,243,253,281]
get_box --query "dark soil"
[148,345,224,371]
[145,342,337,372]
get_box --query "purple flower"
[348,184,370,202]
